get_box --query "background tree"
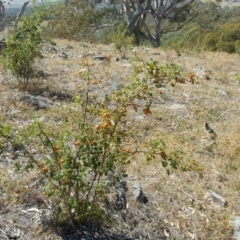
[121,0,197,47]
[48,0,199,47]
[0,1,30,32]
[47,0,115,40]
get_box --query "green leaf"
[2,125,11,134]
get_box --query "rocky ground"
[1,40,240,239]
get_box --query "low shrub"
[0,59,198,225]
[3,6,50,90]
[216,41,235,54]
[104,23,135,59]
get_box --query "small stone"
[122,63,132,68]
[193,66,212,80]
[42,45,57,53]
[106,180,127,211]
[38,116,48,122]
[113,180,127,210]
[231,216,240,240]
[93,56,106,61]
[132,182,148,204]
[135,115,147,120]
[204,190,227,208]
[112,82,121,90]
[218,89,228,96]
[19,95,47,109]
[164,104,185,109]
[59,52,68,59]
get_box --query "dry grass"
[1,39,240,239]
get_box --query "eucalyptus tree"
[49,0,198,47]
[121,0,197,47]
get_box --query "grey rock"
[112,82,121,90]
[131,48,137,53]
[37,209,54,228]
[164,104,185,110]
[122,62,132,68]
[79,42,89,48]
[34,70,50,79]
[59,51,68,59]
[204,190,227,208]
[38,116,48,122]
[121,59,129,63]
[93,56,106,61]
[113,180,127,210]
[19,95,47,109]
[132,182,148,204]
[115,180,128,192]
[49,46,57,53]
[78,54,86,59]
[193,66,212,80]
[65,44,74,50]
[231,216,240,240]
[5,228,22,240]
[43,45,57,53]
[135,115,147,120]
[218,89,228,97]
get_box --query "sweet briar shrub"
[3,7,50,90]
[0,60,199,224]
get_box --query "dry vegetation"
[1,39,240,239]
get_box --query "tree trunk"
[0,1,4,21]
[122,0,195,48]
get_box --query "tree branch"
[82,22,120,37]
[13,1,29,28]
[161,13,198,35]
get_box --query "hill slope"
[0,40,240,239]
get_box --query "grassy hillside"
[0,39,240,239]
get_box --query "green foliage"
[47,1,106,40]
[0,59,197,224]
[104,23,135,59]
[219,23,240,42]
[136,59,195,87]
[235,40,240,54]
[202,32,219,51]
[162,23,201,50]
[162,4,240,54]
[3,6,50,90]
[195,2,220,29]
[216,40,235,54]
